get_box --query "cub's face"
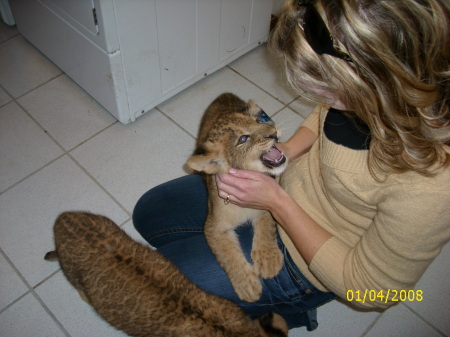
[187,96,287,176]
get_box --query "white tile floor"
[0,22,448,337]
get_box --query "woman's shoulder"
[385,165,450,191]
[370,167,450,219]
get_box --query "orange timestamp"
[346,289,423,304]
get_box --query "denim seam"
[144,228,203,242]
[283,247,318,296]
[252,296,335,312]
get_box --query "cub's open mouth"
[261,144,286,168]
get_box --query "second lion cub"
[187,93,288,302]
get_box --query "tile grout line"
[0,30,19,45]
[0,83,14,109]
[156,106,197,140]
[401,302,448,336]
[5,98,131,219]
[118,218,131,228]
[226,65,314,119]
[0,49,71,333]
[228,67,315,119]
[0,94,82,194]
[358,311,383,337]
[33,269,62,290]
[13,88,67,153]
[0,247,72,337]
[359,302,448,337]
[0,248,30,316]
[65,120,119,153]
[14,72,65,100]
[0,38,134,222]
[226,65,291,110]
[67,152,132,218]
[0,152,66,195]
[13,76,118,155]
[0,67,64,105]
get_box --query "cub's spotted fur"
[45,212,288,337]
[187,93,288,302]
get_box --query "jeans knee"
[132,192,148,235]
[132,175,208,238]
[132,184,159,230]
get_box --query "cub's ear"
[187,147,226,174]
[247,100,260,116]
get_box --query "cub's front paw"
[232,269,262,303]
[252,246,284,279]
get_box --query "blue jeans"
[132,174,335,330]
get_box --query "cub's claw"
[234,271,262,303]
[252,247,284,279]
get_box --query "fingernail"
[229,168,237,174]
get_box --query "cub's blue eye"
[238,135,249,145]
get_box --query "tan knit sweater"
[279,104,450,309]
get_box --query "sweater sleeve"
[309,183,450,309]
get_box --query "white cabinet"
[10,0,273,124]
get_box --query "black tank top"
[324,108,371,150]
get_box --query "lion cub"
[187,93,288,303]
[45,212,288,337]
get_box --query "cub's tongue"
[262,144,286,167]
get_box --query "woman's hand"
[216,168,284,212]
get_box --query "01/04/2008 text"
[346,289,423,304]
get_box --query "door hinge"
[92,7,99,34]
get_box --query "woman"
[133,0,450,330]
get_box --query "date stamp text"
[346,289,423,304]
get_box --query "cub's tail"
[44,251,59,261]
[258,312,288,337]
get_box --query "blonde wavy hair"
[269,0,450,178]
